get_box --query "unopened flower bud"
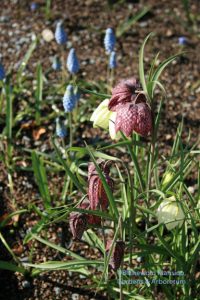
[69,212,87,240]
[106,240,125,271]
[157,196,184,230]
[88,160,114,212]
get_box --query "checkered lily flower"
[108,78,152,137]
[79,198,101,226]
[69,212,87,240]
[88,159,114,212]
[106,240,125,271]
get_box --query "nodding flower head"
[0,63,5,81]
[67,48,79,74]
[55,21,67,45]
[106,240,125,271]
[178,36,187,46]
[109,51,117,69]
[69,212,87,240]
[52,56,61,71]
[63,85,76,112]
[104,28,116,53]
[108,78,152,137]
[79,197,101,225]
[157,196,185,230]
[56,118,67,138]
[88,159,114,212]
[90,99,113,130]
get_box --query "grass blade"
[32,151,51,209]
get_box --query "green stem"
[68,112,73,147]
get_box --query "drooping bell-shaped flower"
[106,240,125,271]
[157,196,185,230]
[104,28,116,53]
[69,212,87,240]
[108,78,152,137]
[63,85,76,112]
[90,99,113,130]
[88,159,114,212]
[79,197,101,226]
[67,48,79,74]
[90,99,121,140]
[115,101,152,137]
[55,21,67,45]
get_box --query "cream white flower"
[109,111,121,140]
[90,99,120,140]
[157,196,184,230]
[90,99,112,129]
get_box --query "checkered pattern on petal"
[106,240,125,271]
[115,102,152,137]
[69,212,87,240]
[79,198,101,226]
[108,78,138,111]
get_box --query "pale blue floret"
[30,2,39,11]
[63,85,76,112]
[52,57,61,71]
[104,28,116,53]
[109,51,117,69]
[56,118,67,138]
[55,21,67,45]
[67,48,80,74]
[0,63,5,80]
[178,36,187,45]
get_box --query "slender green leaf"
[32,151,51,208]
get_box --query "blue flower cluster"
[104,28,116,53]
[67,48,79,74]
[63,85,81,112]
[55,21,67,45]
[56,118,67,138]
[63,85,76,112]
[109,51,117,69]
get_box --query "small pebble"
[22,280,31,288]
